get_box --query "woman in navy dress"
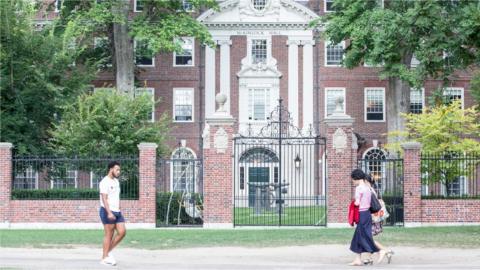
[348,169,379,266]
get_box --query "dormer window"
[252,0,267,10]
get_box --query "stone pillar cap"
[138,142,158,149]
[401,141,422,150]
[0,142,13,149]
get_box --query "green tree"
[310,0,479,146]
[57,0,217,95]
[50,89,170,156]
[387,100,480,195]
[0,0,96,154]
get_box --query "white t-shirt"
[99,176,121,212]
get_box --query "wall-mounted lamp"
[294,155,301,169]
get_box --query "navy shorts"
[99,207,125,225]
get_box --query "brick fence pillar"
[323,99,356,228]
[203,93,235,228]
[138,142,157,227]
[0,143,13,228]
[401,141,422,227]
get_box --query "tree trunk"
[386,53,413,155]
[112,0,134,96]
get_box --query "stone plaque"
[214,127,228,153]
[333,128,347,153]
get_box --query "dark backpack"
[369,190,382,213]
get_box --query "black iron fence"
[156,158,203,227]
[421,152,480,198]
[357,158,404,226]
[12,155,139,199]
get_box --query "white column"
[302,40,315,131]
[218,38,232,114]
[287,39,300,126]
[205,45,216,119]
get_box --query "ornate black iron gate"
[358,156,404,226]
[233,100,327,226]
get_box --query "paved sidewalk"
[1,245,480,270]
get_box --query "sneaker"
[107,254,116,265]
[100,256,116,266]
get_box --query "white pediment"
[237,58,282,78]
[198,0,318,28]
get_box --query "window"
[135,39,154,67]
[410,88,424,114]
[182,0,193,12]
[362,148,388,192]
[171,148,196,192]
[248,89,270,121]
[14,167,37,190]
[174,37,194,66]
[90,171,101,189]
[444,176,468,196]
[134,0,144,12]
[174,88,194,122]
[252,39,267,64]
[94,37,112,67]
[253,0,267,10]
[325,0,334,12]
[365,88,385,122]
[52,169,77,189]
[325,41,344,66]
[135,88,155,122]
[55,0,62,12]
[443,87,464,108]
[325,88,346,116]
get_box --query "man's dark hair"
[351,169,366,180]
[108,161,120,171]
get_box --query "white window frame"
[324,0,334,12]
[410,87,425,114]
[134,0,143,12]
[170,147,197,192]
[135,87,155,122]
[134,39,155,67]
[14,166,39,190]
[324,87,346,116]
[55,0,62,13]
[173,88,194,123]
[173,37,195,67]
[248,88,271,123]
[443,87,464,109]
[364,87,386,122]
[51,169,78,189]
[247,36,272,66]
[411,55,420,68]
[90,171,99,189]
[441,176,468,196]
[325,41,345,67]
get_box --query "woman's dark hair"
[108,161,120,170]
[365,174,374,185]
[350,169,366,180]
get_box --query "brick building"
[7,0,474,228]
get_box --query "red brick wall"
[2,143,157,226]
[421,200,480,223]
[0,143,12,223]
[402,143,422,224]
[325,123,356,225]
[203,123,234,225]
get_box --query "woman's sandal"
[363,258,373,265]
[348,261,363,266]
[386,250,395,264]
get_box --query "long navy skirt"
[350,210,379,254]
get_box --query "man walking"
[99,161,126,266]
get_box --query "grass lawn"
[1,226,480,249]
[234,206,326,226]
